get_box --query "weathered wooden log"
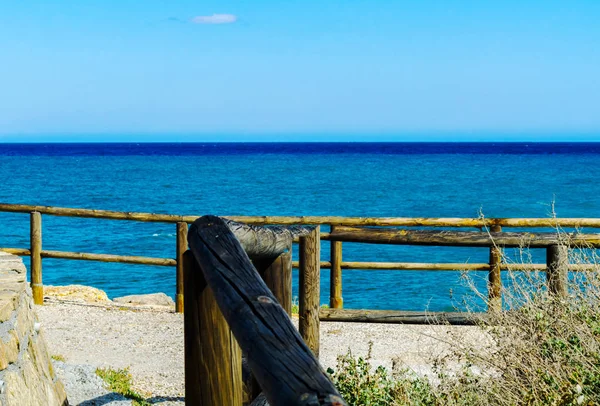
[176,222,187,313]
[183,250,243,405]
[488,225,502,312]
[188,216,345,406]
[546,244,568,297]
[329,226,343,309]
[299,227,321,358]
[30,212,43,305]
[225,219,310,258]
[330,226,600,248]
[319,308,483,325]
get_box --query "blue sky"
[1,1,599,141]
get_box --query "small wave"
[152,233,176,237]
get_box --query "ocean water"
[1,142,599,312]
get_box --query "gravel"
[53,361,132,406]
[37,298,488,405]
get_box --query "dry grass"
[329,218,600,405]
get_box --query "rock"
[44,285,110,303]
[113,293,174,308]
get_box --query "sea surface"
[1,142,599,311]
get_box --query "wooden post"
[176,222,187,313]
[488,225,502,312]
[546,244,568,297]
[299,226,320,357]
[183,250,243,405]
[30,211,43,305]
[253,249,293,315]
[329,226,343,309]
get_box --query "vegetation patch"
[328,225,600,405]
[96,367,150,406]
[51,354,65,362]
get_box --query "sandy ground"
[37,299,488,405]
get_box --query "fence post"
[488,224,502,311]
[299,226,320,357]
[30,211,43,305]
[176,222,187,313]
[329,226,343,309]
[546,244,568,297]
[183,250,243,405]
[253,248,293,315]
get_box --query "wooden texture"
[329,226,343,309]
[488,225,502,312]
[254,251,293,315]
[5,203,600,228]
[320,308,483,325]
[39,250,176,266]
[226,219,310,258]
[30,211,43,305]
[330,226,600,248]
[299,227,321,358]
[546,244,568,297]
[183,250,243,406]
[0,248,31,256]
[176,222,187,313]
[188,217,344,406]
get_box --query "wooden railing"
[1,203,600,317]
[184,216,343,406]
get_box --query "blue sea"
[1,142,599,312]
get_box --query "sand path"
[37,299,487,404]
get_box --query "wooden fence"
[185,216,344,405]
[1,203,600,318]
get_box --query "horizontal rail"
[0,248,175,266]
[319,308,483,325]
[291,261,596,271]
[2,203,600,228]
[331,227,600,248]
[42,250,176,266]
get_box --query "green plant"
[96,367,149,406]
[51,354,65,362]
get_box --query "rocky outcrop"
[0,252,67,406]
[44,285,110,303]
[113,293,175,308]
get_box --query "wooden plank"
[183,250,243,405]
[290,261,566,271]
[488,225,502,312]
[299,226,321,358]
[320,308,483,325]
[176,222,187,313]
[254,251,293,316]
[546,244,568,297]
[4,203,600,228]
[329,226,343,308]
[30,212,43,305]
[188,216,344,406]
[40,250,176,266]
[330,226,600,248]
[183,251,203,405]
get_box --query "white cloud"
[191,14,237,24]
